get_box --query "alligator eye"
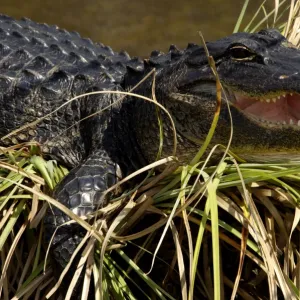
[229,45,256,61]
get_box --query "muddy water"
[0,0,276,56]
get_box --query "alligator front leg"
[44,149,121,294]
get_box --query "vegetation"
[0,1,300,299]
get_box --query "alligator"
[0,14,300,298]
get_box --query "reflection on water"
[0,0,275,56]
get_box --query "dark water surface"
[0,0,275,56]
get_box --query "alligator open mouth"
[232,92,300,126]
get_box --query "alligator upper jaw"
[231,91,300,126]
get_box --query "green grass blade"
[117,249,175,300]
[233,0,250,33]
[208,162,227,300]
[30,156,54,190]
[0,199,26,251]
[244,0,267,32]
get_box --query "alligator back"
[0,14,142,166]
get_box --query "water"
[0,0,277,56]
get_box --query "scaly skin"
[1,14,300,298]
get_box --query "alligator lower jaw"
[232,91,300,126]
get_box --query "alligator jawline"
[232,91,300,126]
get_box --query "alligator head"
[151,29,300,162]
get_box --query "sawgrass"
[1,1,300,299]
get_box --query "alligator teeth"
[282,121,286,125]
[290,93,294,96]
[266,98,270,103]
[298,120,300,126]
[272,98,276,103]
[290,119,294,125]
[277,96,281,99]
